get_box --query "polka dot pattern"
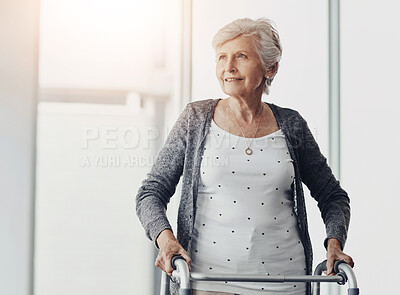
[191,120,306,294]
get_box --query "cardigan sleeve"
[135,103,191,248]
[297,114,350,250]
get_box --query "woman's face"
[216,35,267,99]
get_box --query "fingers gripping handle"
[171,255,191,295]
[313,260,359,295]
[320,259,347,274]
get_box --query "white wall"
[341,1,400,293]
[39,0,168,90]
[36,1,184,294]
[34,101,157,295]
[0,0,39,295]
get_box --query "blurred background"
[1,0,399,295]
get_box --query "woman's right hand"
[155,229,192,276]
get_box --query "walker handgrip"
[171,255,191,293]
[320,259,347,274]
[171,255,186,270]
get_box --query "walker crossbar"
[191,273,344,283]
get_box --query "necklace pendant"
[245,147,253,155]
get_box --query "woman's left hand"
[326,238,354,275]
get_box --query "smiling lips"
[225,78,243,82]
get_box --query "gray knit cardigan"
[136,98,350,295]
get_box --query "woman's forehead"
[216,35,256,54]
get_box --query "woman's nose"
[225,57,237,72]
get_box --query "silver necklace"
[227,103,264,155]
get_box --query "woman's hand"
[326,238,354,275]
[155,229,192,276]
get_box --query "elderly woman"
[136,18,354,295]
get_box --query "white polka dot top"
[190,120,307,295]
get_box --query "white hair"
[212,18,282,95]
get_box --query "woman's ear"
[265,62,279,79]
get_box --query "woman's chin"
[222,87,245,98]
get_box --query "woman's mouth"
[225,78,243,82]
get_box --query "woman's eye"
[216,55,226,63]
[238,53,247,58]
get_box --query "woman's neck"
[227,96,266,124]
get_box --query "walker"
[160,256,359,295]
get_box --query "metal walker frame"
[160,256,359,295]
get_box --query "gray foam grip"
[348,288,360,295]
[179,288,191,295]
